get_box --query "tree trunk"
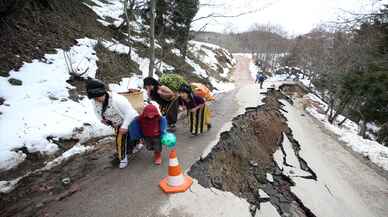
[148,0,156,77]
[359,120,367,138]
[181,25,191,59]
[327,98,335,122]
[124,0,132,62]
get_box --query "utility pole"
[148,0,156,77]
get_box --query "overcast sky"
[193,0,387,35]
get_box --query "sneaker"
[132,143,144,154]
[154,152,162,165]
[119,156,128,169]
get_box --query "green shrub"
[160,73,188,92]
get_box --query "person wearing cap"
[143,77,179,132]
[129,104,168,165]
[86,79,139,169]
[178,84,211,136]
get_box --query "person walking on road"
[255,71,266,89]
[143,77,179,132]
[86,79,139,169]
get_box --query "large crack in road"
[189,87,318,217]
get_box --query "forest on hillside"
[282,5,388,145]
[195,5,388,146]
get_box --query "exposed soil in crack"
[189,87,317,217]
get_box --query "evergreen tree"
[141,0,199,57]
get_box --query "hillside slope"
[0,0,236,189]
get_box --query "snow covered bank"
[0,38,112,171]
[188,41,236,92]
[303,94,388,171]
[84,0,124,27]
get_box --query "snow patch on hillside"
[0,38,112,171]
[84,0,124,27]
[102,40,173,78]
[304,94,388,171]
[190,41,234,75]
[188,41,236,92]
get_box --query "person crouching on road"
[178,84,211,136]
[86,79,139,169]
[143,77,179,132]
[130,104,168,165]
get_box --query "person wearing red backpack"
[129,104,168,165]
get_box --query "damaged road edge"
[188,87,318,217]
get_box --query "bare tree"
[123,0,135,61]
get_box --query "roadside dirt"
[0,137,117,217]
[189,87,316,217]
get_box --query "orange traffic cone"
[159,149,193,193]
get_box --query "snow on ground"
[43,143,95,170]
[190,41,234,77]
[102,40,173,79]
[185,56,209,78]
[109,76,143,92]
[104,39,237,93]
[0,176,23,194]
[210,78,236,94]
[159,180,252,217]
[188,41,236,92]
[131,35,162,50]
[0,38,112,171]
[303,94,388,171]
[84,0,124,27]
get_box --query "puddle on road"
[189,87,317,217]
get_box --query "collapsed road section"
[189,87,317,217]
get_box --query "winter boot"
[154,151,162,165]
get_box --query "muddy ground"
[0,137,118,217]
[189,87,316,217]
